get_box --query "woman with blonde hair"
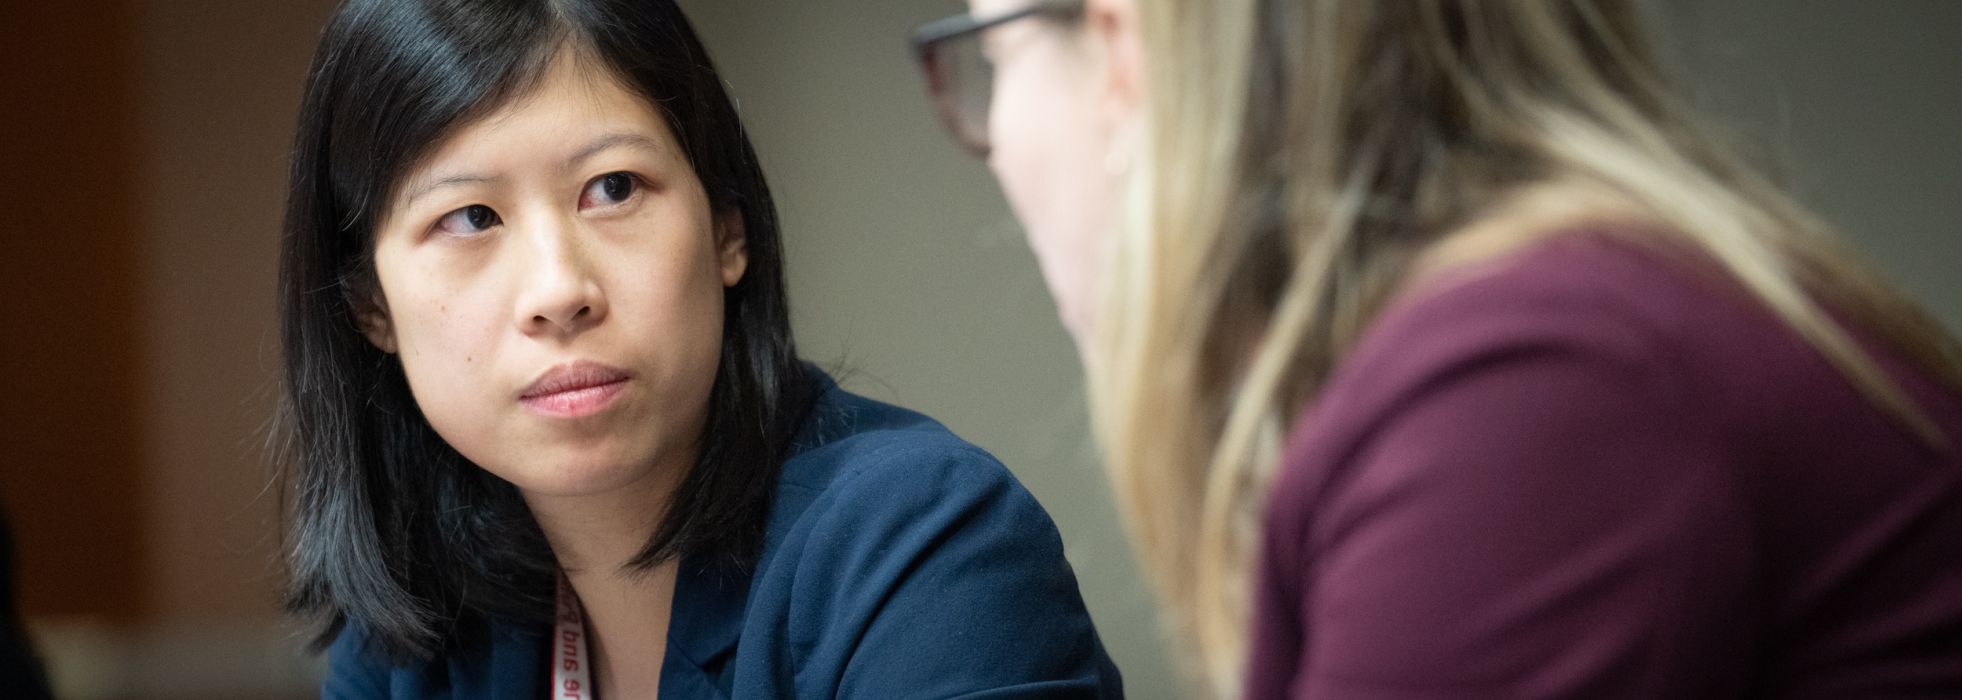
[913,0,1962,696]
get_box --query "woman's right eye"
[435,204,501,236]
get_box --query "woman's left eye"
[580,172,640,210]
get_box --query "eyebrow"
[563,132,666,171]
[401,132,668,207]
[402,174,502,208]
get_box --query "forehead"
[429,50,671,159]
[374,47,699,231]
[378,52,694,220]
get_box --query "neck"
[526,466,687,698]
[566,558,677,698]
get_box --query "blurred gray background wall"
[1661,0,1961,331]
[2,1,1952,697]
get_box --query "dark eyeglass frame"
[910,0,1086,157]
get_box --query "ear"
[1086,0,1147,136]
[352,295,399,354]
[715,210,749,287]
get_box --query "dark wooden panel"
[0,1,147,623]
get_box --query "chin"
[499,446,669,499]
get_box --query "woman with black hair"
[279,1,1121,697]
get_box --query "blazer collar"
[659,552,752,699]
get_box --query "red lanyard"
[552,574,592,699]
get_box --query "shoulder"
[1323,235,1742,424]
[1375,235,1707,366]
[1254,238,1773,691]
[735,381,1118,696]
[763,374,1070,576]
[321,623,389,699]
[777,384,1037,524]
[764,384,1074,611]
[321,618,544,699]
[1265,234,1775,571]
[1268,235,1748,562]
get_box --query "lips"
[520,362,631,418]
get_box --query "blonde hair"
[1087,1,1962,695]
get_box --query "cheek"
[620,204,725,322]
[605,206,730,378]
[387,279,505,427]
[387,259,492,358]
[986,61,1111,330]
[986,65,1057,206]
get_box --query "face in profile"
[358,49,748,500]
[953,0,1114,345]
[968,0,1120,346]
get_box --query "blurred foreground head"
[926,0,1962,692]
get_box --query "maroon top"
[1247,235,1962,698]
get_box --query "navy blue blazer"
[323,373,1124,698]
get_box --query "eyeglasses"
[910,0,1085,158]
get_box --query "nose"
[515,215,607,338]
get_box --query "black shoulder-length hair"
[277,0,812,661]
